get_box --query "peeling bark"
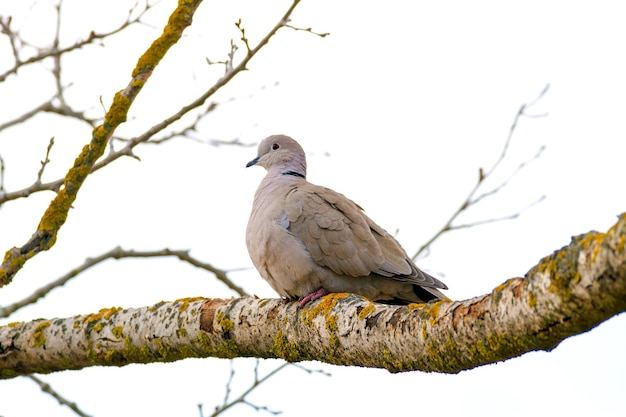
[1,214,625,378]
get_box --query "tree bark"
[1,213,625,379]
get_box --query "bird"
[245,135,448,307]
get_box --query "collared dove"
[246,135,447,307]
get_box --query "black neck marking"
[283,170,305,179]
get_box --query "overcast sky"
[1,1,625,416]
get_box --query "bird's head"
[246,134,307,178]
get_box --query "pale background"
[0,1,624,416]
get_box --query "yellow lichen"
[216,312,234,332]
[112,326,123,338]
[326,314,340,347]
[528,291,537,308]
[175,296,205,313]
[357,303,376,320]
[578,232,606,263]
[301,293,349,348]
[132,0,199,78]
[32,321,51,348]
[0,0,204,287]
[103,307,122,320]
[617,235,625,253]
[382,349,403,372]
[494,281,509,292]
[407,302,426,312]
[301,293,347,325]
[271,330,301,362]
[155,337,170,358]
[325,314,338,332]
[530,235,593,301]
[422,300,444,326]
[82,307,122,324]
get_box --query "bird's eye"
[272,143,280,150]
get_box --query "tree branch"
[0,0,308,207]
[91,0,305,176]
[0,246,245,319]
[206,360,288,416]
[0,0,204,287]
[26,374,93,417]
[413,84,549,259]
[2,213,624,378]
[0,1,154,83]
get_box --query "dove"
[245,135,447,307]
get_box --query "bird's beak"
[246,156,260,168]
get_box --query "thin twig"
[0,2,153,83]
[285,24,330,37]
[0,153,5,193]
[52,1,66,109]
[0,1,206,287]
[26,374,93,417]
[0,0,311,206]
[116,102,217,145]
[472,145,545,205]
[0,96,99,133]
[96,0,305,165]
[0,15,21,65]
[0,246,246,318]
[201,360,331,417]
[413,84,550,260]
[0,2,150,133]
[0,101,54,132]
[36,137,55,185]
[448,195,545,231]
[235,19,251,53]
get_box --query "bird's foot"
[298,288,329,307]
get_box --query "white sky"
[0,0,625,416]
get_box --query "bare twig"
[0,0,311,207]
[203,359,331,417]
[0,1,153,83]
[235,19,251,53]
[0,153,5,193]
[448,195,545,231]
[96,0,306,165]
[114,102,218,145]
[0,15,21,65]
[26,374,93,417]
[285,24,330,37]
[0,97,99,133]
[184,135,253,147]
[0,1,205,286]
[52,1,67,109]
[471,145,545,205]
[0,246,246,318]
[36,137,55,185]
[0,2,151,132]
[0,101,53,132]
[413,84,550,260]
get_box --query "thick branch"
[1,213,624,378]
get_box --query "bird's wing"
[284,183,419,280]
